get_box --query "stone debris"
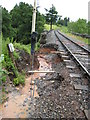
[66,66,76,69]
[70,73,81,78]
[84,109,90,120]
[73,84,88,91]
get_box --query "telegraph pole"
[31,0,38,55]
[32,0,37,32]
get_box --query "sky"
[0,0,90,21]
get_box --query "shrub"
[13,74,25,86]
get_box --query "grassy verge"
[1,37,40,86]
[1,38,26,86]
[44,24,89,45]
[66,33,89,45]
[14,42,31,54]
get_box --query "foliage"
[88,21,90,35]
[35,41,40,51]
[13,51,20,60]
[44,24,68,33]
[2,8,12,39]
[44,24,50,31]
[2,2,45,44]
[2,38,18,78]
[66,33,89,45]
[44,24,89,45]
[13,74,25,86]
[14,42,31,54]
[57,17,70,26]
[36,12,45,38]
[45,4,58,30]
[1,37,26,86]
[68,18,88,34]
[10,2,33,44]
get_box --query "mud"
[0,47,55,118]
[15,49,39,73]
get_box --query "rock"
[23,103,26,106]
[40,32,47,44]
[16,87,19,91]
[30,81,35,85]
[4,102,8,107]
[24,98,28,103]
[80,105,84,110]
[42,43,58,50]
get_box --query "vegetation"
[57,17,70,26]
[1,37,24,86]
[13,73,25,86]
[2,2,45,44]
[44,24,89,45]
[68,19,88,34]
[45,4,58,30]
[1,2,43,87]
[14,42,31,54]
[88,21,90,35]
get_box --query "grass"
[13,73,25,86]
[1,37,40,86]
[44,24,89,45]
[14,40,40,54]
[14,42,31,54]
[1,38,26,86]
[66,33,89,45]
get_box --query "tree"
[64,17,70,26]
[68,18,88,34]
[10,2,33,44]
[10,2,45,44]
[88,21,90,35]
[57,17,70,26]
[36,12,45,39]
[2,7,13,39]
[45,4,58,30]
[2,2,45,44]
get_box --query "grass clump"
[35,41,40,51]
[14,42,31,54]
[13,74,25,86]
[1,38,25,86]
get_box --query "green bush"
[13,74,25,86]
[68,19,88,34]
[35,41,40,51]
[2,76,6,83]
[14,42,31,54]
[13,51,20,60]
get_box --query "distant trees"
[2,2,89,42]
[57,17,70,26]
[10,2,33,44]
[45,4,58,30]
[2,2,45,44]
[2,8,12,38]
[88,21,90,35]
[68,18,88,34]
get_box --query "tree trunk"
[50,19,52,30]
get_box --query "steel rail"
[57,30,90,54]
[54,30,90,79]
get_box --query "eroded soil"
[0,46,87,119]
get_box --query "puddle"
[0,53,52,118]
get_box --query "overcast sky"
[0,0,90,21]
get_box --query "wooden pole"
[32,0,37,33]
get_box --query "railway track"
[54,30,89,119]
[54,30,90,79]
